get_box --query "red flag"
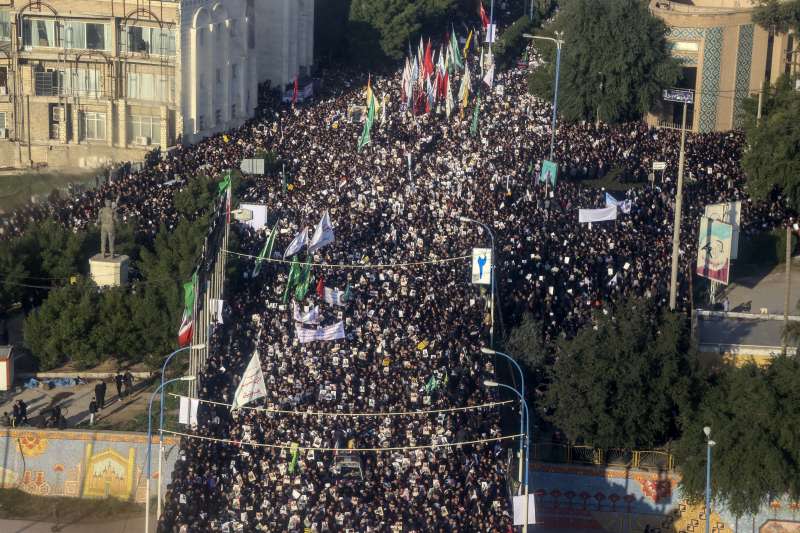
[479,2,490,30]
[439,72,449,100]
[423,39,434,79]
[292,75,299,105]
[316,277,325,298]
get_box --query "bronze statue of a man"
[98,199,117,258]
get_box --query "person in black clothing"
[114,372,124,401]
[17,400,28,425]
[94,380,106,410]
[88,397,98,426]
[123,371,134,398]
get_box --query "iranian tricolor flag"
[178,272,198,347]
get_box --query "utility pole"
[662,88,694,311]
[523,32,564,160]
[756,90,763,126]
[784,225,793,354]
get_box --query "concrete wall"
[0,428,177,502]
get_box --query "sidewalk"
[0,377,153,430]
[0,515,148,533]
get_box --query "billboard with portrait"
[696,217,733,285]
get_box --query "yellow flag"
[365,75,373,108]
[223,134,230,143]
[463,30,473,59]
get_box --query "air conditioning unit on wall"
[134,136,151,146]
[0,129,9,139]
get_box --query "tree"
[23,279,100,370]
[545,298,697,449]
[675,358,800,517]
[753,0,800,34]
[528,0,680,123]
[504,312,549,383]
[347,0,458,67]
[741,76,800,211]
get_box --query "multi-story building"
[0,0,314,169]
[649,0,797,133]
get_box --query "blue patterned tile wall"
[733,24,754,129]
[700,27,723,132]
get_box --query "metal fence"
[532,442,674,471]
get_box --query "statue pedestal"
[89,254,129,288]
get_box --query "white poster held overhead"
[578,206,617,223]
[231,351,267,410]
[471,248,492,285]
[513,493,536,526]
[238,203,268,231]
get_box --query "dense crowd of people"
[0,26,792,532]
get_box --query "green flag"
[470,94,481,137]
[294,260,312,301]
[252,224,278,278]
[288,442,299,474]
[218,171,232,195]
[424,375,439,394]
[178,271,198,347]
[450,30,463,70]
[358,94,376,152]
[282,257,301,303]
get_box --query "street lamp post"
[485,380,531,533]
[662,88,694,310]
[703,426,716,533]
[146,375,196,533]
[481,348,525,487]
[459,216,496,346]
[157,344,205,518]
[524,32,564,160]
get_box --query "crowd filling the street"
[0,28,793,531]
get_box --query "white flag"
[309,211,335,252]
[323,286,348,307]
[293,303,321,324]
[231,351,267,410]
[295,321,345,344]
[578,206,617,223]
[211,298,224,323]
[178,396,199,425]
[483,63,494,88]
[283,227,308,258]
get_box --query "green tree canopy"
[675,358,800,517]
[23,279,100,369]
[347,0,459,67]
[753,0,800,34]
[528,0,680,123]
[504,312,549,384]
[741,75,800,210]
[544,298,698,449]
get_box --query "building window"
[0,11,10,41]
[125,26,176,56]
[232,64,238,81]
[198,115,205,130]
[80,112,106,141]
[216,68,222,84]
[127,71,174,103]
[22,19,58,48]
[0,112,7,131]
[62,21,109,50]
[215,109,222,124]
[671,41,699,53]
[0,66,7,90]
[231,103,236,118]
[60,68,102,98]
[129,116,161,143]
